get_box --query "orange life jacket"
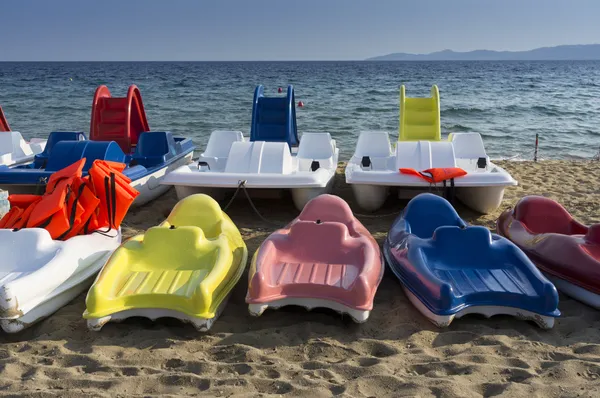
[399,167,467,183]
[88,160,139,230]
[4,194,42,229]
[0,158,139,240]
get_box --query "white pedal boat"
[0,228,121,333]
[162,131,339,211]
[0,131,47,167]
[345,131,517,213]
[162,85,339,211]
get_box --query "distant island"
[367,44,600,61]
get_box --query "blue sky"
[1,0,599,61]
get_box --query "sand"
[2,160,600,397]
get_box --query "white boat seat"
[224,141,293,174]
[297,132,335,171]
[450,133,488,160]
[355,131,392,158]
[202,131,244,159]
[396,141,457,170]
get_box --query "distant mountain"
[367,44,600,61]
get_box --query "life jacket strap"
[56,182,88,240]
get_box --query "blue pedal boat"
[383,193,560,329]
[0,131,194,206]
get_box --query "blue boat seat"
[132,132,177,168]
[45,141,126,172]
[34,131,87,168]
[406,226,559,317]
[403,193,466,238]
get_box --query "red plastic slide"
[90,85,150,153]
[0,106,11,131]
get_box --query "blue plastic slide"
[250,85,299,146]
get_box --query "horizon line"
[1,59,600,63]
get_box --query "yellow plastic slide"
[399,85,441,141]
[83,194,247,331]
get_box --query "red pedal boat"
[497,195,600,308]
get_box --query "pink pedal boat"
[246,194,383,322]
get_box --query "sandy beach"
[2,160,600,397]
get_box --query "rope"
[354,210,402,219]
[223,180,281,226]
[222,180,246,212]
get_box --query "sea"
[0,61,599,160]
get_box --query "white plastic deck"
[0,228,121,333]
[161,131,339,210]
[345,131,517,213]
[0,131,46,167]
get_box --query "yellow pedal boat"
[83,194,247,331]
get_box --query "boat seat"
[396,141,456,170]
[165,193,224,239]
[450,133,488,160]
[45,141,126,172]
[402,193,466,239]
[224,141,293,174]
[355,132,392,158]
[203,131,244,159]
[33,132,87,168]
[297,132,335,171]
[276,221,362,265]
[297,194,360,237]
[354,132,393,170]
[0,132,31,159]
[417,226,552,302]
[132,132,176,167]
[513,196,588,235]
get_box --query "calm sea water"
[0,61,599,160]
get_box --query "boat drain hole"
[316,219,322,224]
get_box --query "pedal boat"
[384,193,560,328]
[0,228,120,333]
[84,194,248,331]
[498,195,600,309]
[345,86,516,213]
[161,85,338,211]
[246,194,383,322]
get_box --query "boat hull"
[0,228,121,333]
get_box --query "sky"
[1,0,599,61]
